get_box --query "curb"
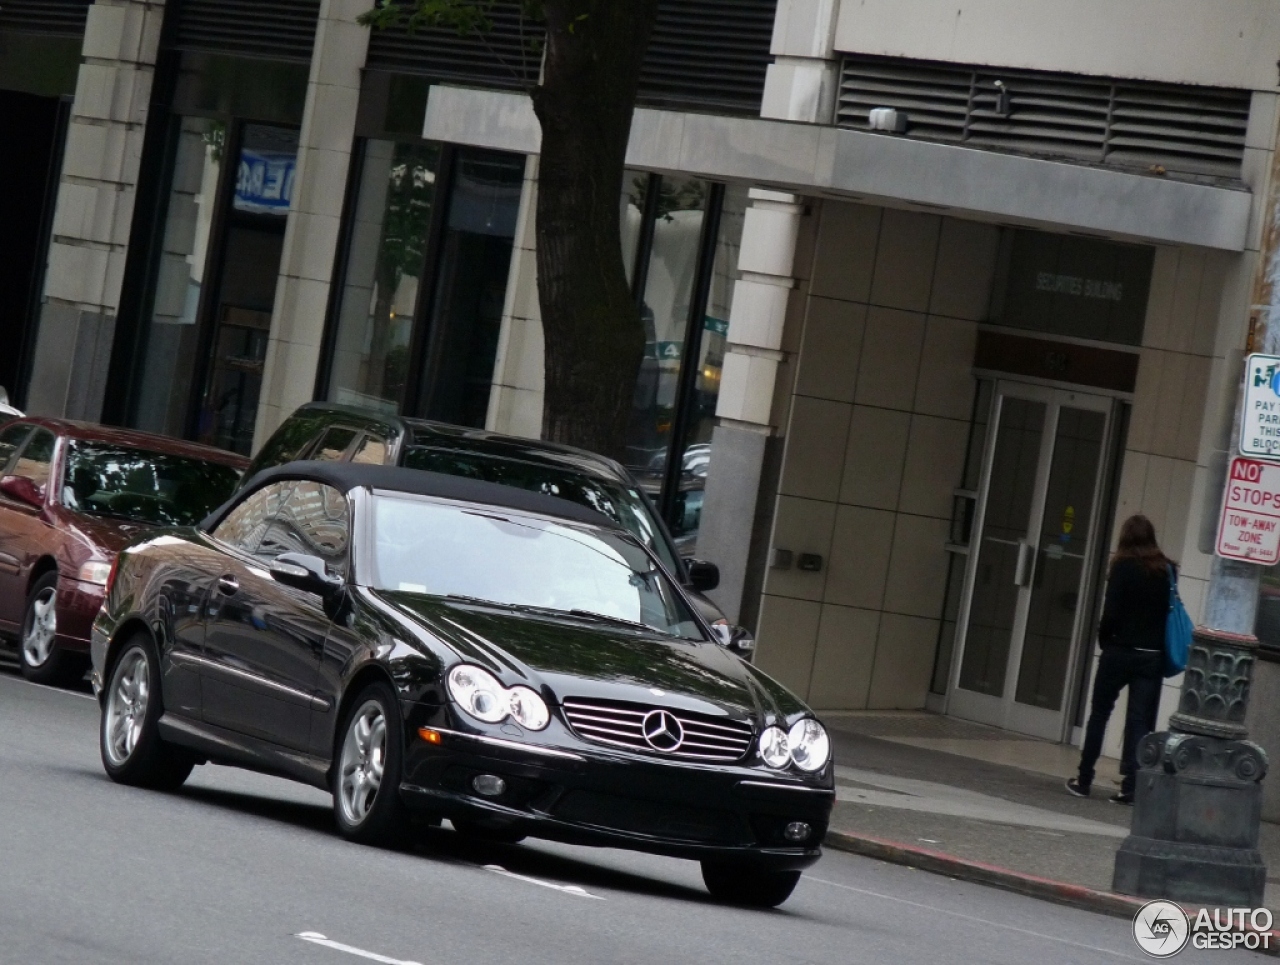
[825,831,1280,955]
[824,830,1145,919]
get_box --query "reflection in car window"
[400,446,681,575]
[12,429,56,490]
[370,494,703,640]
[312,426,358,462]
[351,434,388,465]
[0,423,32,474]
[61,442,243,527]
[256,481,349,575]
[213,482,294,553]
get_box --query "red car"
[0,418,246,685]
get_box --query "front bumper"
[399,723,834,870]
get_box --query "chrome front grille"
[561,698,753,763]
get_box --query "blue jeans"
[1077,647,1164,795]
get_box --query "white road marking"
[295,932,424,965]
[803,875,1143,961]
[483,864,605,899]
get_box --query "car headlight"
[758,726,791,769]
[507,686,550,731]
[446,665,551,731]
[788,718,830,772]
[77,560,112,585]
[447,665,508,724]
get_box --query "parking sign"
[1217,457,1280,564]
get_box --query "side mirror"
[710,622,756,659]
[686,559,720,592]
[0,474,43,509]
[270,552,343,598]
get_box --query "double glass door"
[948,382,1113,740]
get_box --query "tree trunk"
[532,0,658,461]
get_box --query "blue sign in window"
[235,149,296,214]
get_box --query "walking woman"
[1067,514,1171,805]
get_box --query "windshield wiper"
[568,609,672,636]
[439,595,675,638]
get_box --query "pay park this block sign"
[1217,457,1280,565]
[1240,353,1280,456]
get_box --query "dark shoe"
[1110,791,1134,806]
[1065,778,1091,798]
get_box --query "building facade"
[8,0,1280,774]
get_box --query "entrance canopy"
[423,85,1251,252]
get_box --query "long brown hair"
[1112,514,1171,575]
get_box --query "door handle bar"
[217,575,239,596]
[1014,540,1035,587]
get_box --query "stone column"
[699,189,804,623]
[697,0,835,624]
[253,0,369,448]
[25,0,165,419]
[1113,627,1269,906]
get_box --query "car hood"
[378,592,807,724]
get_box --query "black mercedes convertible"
[90,462,834,907]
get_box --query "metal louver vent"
[837,54,1250,179]
[172,0,320,63]
[639,0,775,114]
[365,0,775,114]
[0,0,91,36]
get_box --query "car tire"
[333,681,410,847]
[451,818,526,845]
[701,862,801,908]
[100,635,194,790]
[19,572,84,687]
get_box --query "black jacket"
[1098,557,1171,651]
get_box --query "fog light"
[784,821,811,842]
[472,774,507,798]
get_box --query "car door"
[202,480,345,751]
[159,485,282,720]
[0,427,55,632]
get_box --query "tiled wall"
[753,200,998,710]
[755,196,1244,722]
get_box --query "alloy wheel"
[21,586,56,668]
[339,701,387,826]
[104,650,150,766]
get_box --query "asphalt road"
[0,666,1249,965]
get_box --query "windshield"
[370,494,705,640]
[62,442,242,527]
[401,446,682,576]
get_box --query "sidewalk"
[821,712,1280,915]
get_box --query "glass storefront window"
[414,149,524,427]
[130,118,294,455]
[133,116,224,439]
[619,169,648,287]
[327,140,440,414]
[625,177,707,501]
[195,123,295,454]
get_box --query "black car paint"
[93,475,831,869]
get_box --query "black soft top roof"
[205,460,620,532]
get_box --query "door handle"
[216,575,239,596]
[1014,540,1035,587]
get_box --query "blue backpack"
[1164,563,1192,678]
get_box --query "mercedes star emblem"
[641,710,684,752]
